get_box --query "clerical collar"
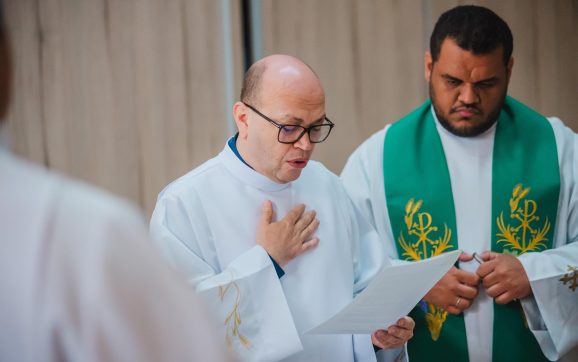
[227,133,253,169]
[220,137,290,192]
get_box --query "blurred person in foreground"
[341,5,577,361]
[150,54,414,362]
[0,9,232,362]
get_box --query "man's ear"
[424,51,433,82]
[233,101,249,139]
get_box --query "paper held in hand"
[307,249,461,334]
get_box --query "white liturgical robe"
[0,148,230,362]
[341,113,578,361]
[150,141,394,362]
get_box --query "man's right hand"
[423,255,480,315]
[256,200,320,267]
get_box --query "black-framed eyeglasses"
[243,102,334,144]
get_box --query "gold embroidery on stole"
[398,199,453,340]
[496,184,553,328]
[496,184,550,255]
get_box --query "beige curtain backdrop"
[4,0,244,214]
[4,0,577,215]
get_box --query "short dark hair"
[430,5,513,65]
[240,62,267,106]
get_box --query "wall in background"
[4,0,577,214]
[260,0,578,173]
[5,0,244,213]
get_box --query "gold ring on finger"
[455,297,462,308]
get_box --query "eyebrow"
[281,114,327,126]
[441,74,462,82]
[474,77,499,85]
[441,73,499,85]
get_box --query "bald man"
[150,54,414,362]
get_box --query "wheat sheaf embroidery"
[398,199,453,341]
[219,276,251,349]
[496,184,550,255]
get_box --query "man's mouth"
[452,107,481,118]
[287,158,309,169]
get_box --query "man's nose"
[458,84,479,105]
[294,131,314,151]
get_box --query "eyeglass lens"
[279,124,332,143]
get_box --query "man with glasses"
[150,54,414,362]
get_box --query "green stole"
[382,96,560,361]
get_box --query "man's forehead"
[438,38,504,61]
[436,39,506,80]
[254,58,326,125]
[262,71,323,95]
[258,81,325,117]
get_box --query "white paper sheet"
[308,250,461,334]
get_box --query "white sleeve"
[42,186,233,362]
[341,127,403,264]
[149,192,302,361]
[347,193,388,296]
[342,175,407,362]
[518,118,578,360]
[341,130,386,234]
